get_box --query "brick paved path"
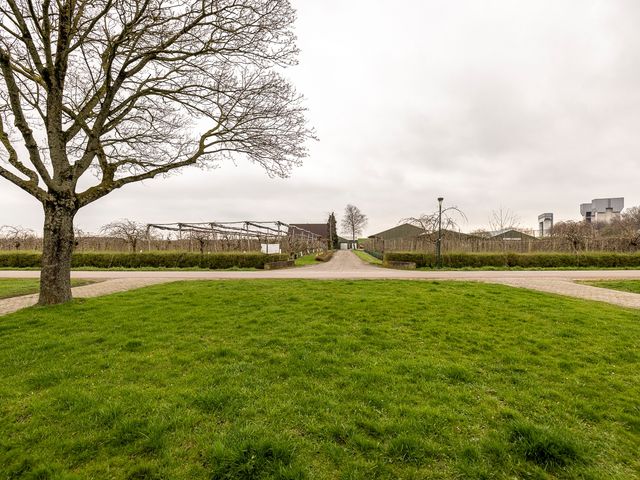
[2,251,640,315]
[0,278,171,316]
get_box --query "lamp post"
[437,197,444,268]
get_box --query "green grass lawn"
[0,278,93,299]
[1,281,639,479]
[415,266,640,271]
[580,280,640,294]
[294,253,320,266]
[353,250,383,265]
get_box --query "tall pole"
[437,197,444,268]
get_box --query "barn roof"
[289,223,329,238]
[368,223,425,240]
[486,229,537,240]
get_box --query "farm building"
[420,229,474,241]
[289,222,335,249]
[365,224,473,253]
[337,236,358,250]
[290,223,328,239]
[483,229,537,241]
[368,223,424,240]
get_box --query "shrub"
[383,252,640,269]
[315,251,334,262]
[0,251,288,270]
[0,251,41,268]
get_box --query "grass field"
[580,280,640,294]
[0,278,92,299]
[353,250,383,265]
[294,253,320,266]
[0,280,638,479]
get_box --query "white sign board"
[261,243,281,254]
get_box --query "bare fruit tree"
[488,206,520,232]
[0,225,36,250]
[341,204,367,242]
[100,219,148,252]
[551,221,594,252]
[403,205,467,238]
[0,0,313,304]
[606,206,640,248]
[189,228,212,255]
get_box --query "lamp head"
[437,197,444,204]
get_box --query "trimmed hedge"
[364,250,384,261]
[0,251,288,269]
[384,252,640,269]
[0,252,41,268]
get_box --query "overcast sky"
[1,0,639,236]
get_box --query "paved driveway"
[2,250,640,315]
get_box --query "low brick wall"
[264,260,295,270]
[383,260,416,270]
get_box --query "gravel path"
[2,250,640,315]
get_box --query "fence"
[0,234,325,256]
[361,236,640,254]
[0,219,327,255]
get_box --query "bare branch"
[100,218,147,252]
[0,48,54,188]
[0,0,313,304]
[403,206,467,238]
[341,204,367,242]
[488,206,520,233]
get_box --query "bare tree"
[604,206,640,248]
[488,206,520,233]
[551,220,594,252]
[73,226,85,250]
[403,205,467,239]
[189,228,212,255]
[341,204,367,242]
[0,0,313,304]
[100,219,147,252]
[0,225,36,250]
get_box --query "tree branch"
[0,48,55,189]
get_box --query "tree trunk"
[39,201,77,305]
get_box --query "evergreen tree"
[328,213,339,249]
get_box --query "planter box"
[264,260,295,270]
[383,260,416,270]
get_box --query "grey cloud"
[2,0,639,235]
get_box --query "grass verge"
[0,278,93,299]
[0,280,638,479]
[353,250,383,265]
[294,254,320,266]
[579,280,640,294]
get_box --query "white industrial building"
[579,198,624,224]
[538,213,554,237]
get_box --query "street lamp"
[436,197,444,268]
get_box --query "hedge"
[364,250,384,261]
[0,251,288,269]
[384,251,640,269]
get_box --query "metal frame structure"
[146,221,324,254]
